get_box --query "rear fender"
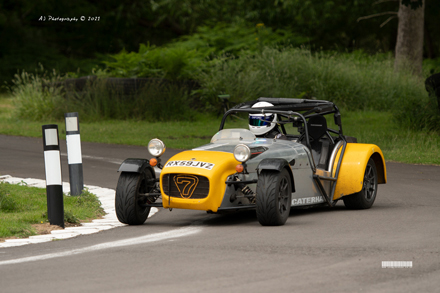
[332,143,386,200]
[257,158,295,192]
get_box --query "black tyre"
[115,171,152,225]
[343,158,378,209]
[256,169,292,226]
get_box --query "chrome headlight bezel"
[233,144,251,163]
[148,138,166,157]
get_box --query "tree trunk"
[394,0,425,75]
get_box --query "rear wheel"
[343,158,378,209]
[115,171,153,225]
[256,169,292,226]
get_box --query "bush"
[11,71,64,121]
[423,58,440,77]
[171,22,304,57]
[101,22,303,81]
[8,68,197,123]
[8,43,440,132]
[10,67,67,121]
[102,44,206,80]
[197,47,440,131]
[198,48,402,109]
[393,88,440,131]
[64,78,196,122]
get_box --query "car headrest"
[307,115,327,141]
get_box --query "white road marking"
[60,152,122,165]
[60,153,162,175]
[0,226,201,266]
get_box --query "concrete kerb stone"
[0,175,158,248]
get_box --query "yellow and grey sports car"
[115,97,386,226]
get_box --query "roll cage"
[219,97,348,206]
[219,97,345,148]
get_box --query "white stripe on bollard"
[66,134,82,164]
[43,150,62,185]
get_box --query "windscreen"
[210,129,256,143]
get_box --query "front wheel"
[343,158,378,209]
[115,171,153,225]
[256,169,292,226]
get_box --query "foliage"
[102,43,206,80]
[9,67,67,121]
[4,0,439,85]
[198,48,402,108]
[423,58,440,76]
[63,78,196,122]
[0,0,156,86]
[171,22,305,56]
[197,47,439,131]
[8,64,197,122]
[393,90,440,132]
[8,46,440,131]
[102,22,303,80]
[151,0,403,52]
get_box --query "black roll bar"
[219,108,313,153]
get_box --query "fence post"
[42,124,64,228]
[65,112,84,196]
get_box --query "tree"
[394,0,425,75]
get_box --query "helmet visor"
[249,115,274,127]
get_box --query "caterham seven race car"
[115,97,387,226]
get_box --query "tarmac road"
[1,134,439,292]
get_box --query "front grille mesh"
[162,174,210,199]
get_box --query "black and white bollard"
[42,124,64,228]
[65,112,84,196]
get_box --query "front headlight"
[234,144,251,163]
[148,139,166,157]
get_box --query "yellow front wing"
[160,150,239,212]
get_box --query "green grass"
[0,181,104,239]
[1,95,439,165]
[338,111,440,165]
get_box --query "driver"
[248,102,285,139]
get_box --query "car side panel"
[332,143,387,200]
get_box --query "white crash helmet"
[248,101,277,136]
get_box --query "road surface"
[0,134,439,292]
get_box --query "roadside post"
[42,124,64,228]
[65,112,84,196]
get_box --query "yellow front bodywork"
[160,150,239,212]
[332,143,387,200]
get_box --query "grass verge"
[0,96,440,165]
[0,181,105,240]
[1,93,439,165]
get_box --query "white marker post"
[65,112,84,196]
[42,124,64,228]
